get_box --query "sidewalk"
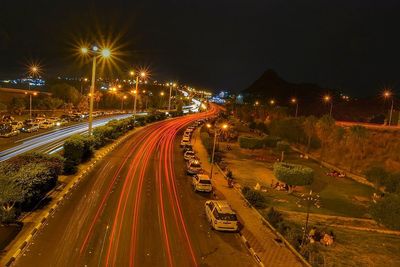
[192,131,304,267]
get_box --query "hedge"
[263,135,281,147]
[273,162,314,186]
[63,135,94,173]
[276,141,290,152]
[242,186,267,208]
[238,135,264,149]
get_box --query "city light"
[323,95,331,102]
[101,48,111,58]
[291,98,297,103]
[270,99,275,105]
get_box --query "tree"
[365,166,388,191]
[8,97,26,115]
[238,136,264,150]
[0,177,23,223]
[347,125,368,170]
[43,97,64,110]
[316,115,335,160]
[371,194,400,230]
[77,95,89,112]
[49,83,81,105]
[273,162,314,192]
[303,116,317,152]
[94,91,103,109]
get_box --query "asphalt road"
[0,114,134,162]
[15,107,253,267]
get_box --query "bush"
[371,194,400,230]
[93,126,115,148]
[365,166,388,189]
[238,136,264,149]
[268,118,306,143]
[384,173,400,194]
[273,162,314,188]
[266,207,283,227]
[63,135,94,169]
[242,186,267,208]
[263,136,281,147]
[276,141,290,152]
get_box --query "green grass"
[314,227,400,267]
[225,144,375,218]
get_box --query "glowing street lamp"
[291,98,299,117]
[323,95,333,117]
[80,45,112,135]
[383,90,394,126]
[121,95,127,110]
[25,91,38,120]
[208,123,229,179]
[129,70,147,121]
[269,99,275,105]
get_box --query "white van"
[205,200,239,232]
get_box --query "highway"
[0,114,133,162]
[15,106,253,267]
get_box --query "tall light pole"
[25,91,38,120]
[383,90,394,126]
[130,70,146,122]
[291,98,299,117]
[323,95,333,117]
[168,82,177,112]
[121,95,127,110]
[207,123,228,180]
[80,45,112,135]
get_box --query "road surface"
[0,114,133,162]
[15,107,253,267]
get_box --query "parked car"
[205,200,239,232]
[39,121,54,129]
[0,128,19,138]
[180,136,191,147]
[10,121,24,131]
[184,150,196,161]
[186,159,202,175]
[182,144,193,154]
[21,123,40,133]
[192,174,212,192]
[34,117,47,125]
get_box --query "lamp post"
[80,45,111,135]
[130,71,146,122]
[121,95,127,110]
[25,91,38,120]
[323,95,333,117]
[383,90,394,126]
[291,98,299,117]
[207,123,228,179]
[297,190,321,246]
[168,82,177,112]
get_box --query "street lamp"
[207,123,228,180]
[80,45,112,135]
[129,70,147,122]
[383,90,394,126]
[121,95,127,110]
[269,99,275,105]
[168,82,177,112]
[323,95,333,117]
[291,98,299,117]
[297,190,321,246]
[25,91,38,120]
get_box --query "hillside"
[241,70,388,122]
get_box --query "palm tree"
[348,125,367,171]
[316,115,335,160]
[303,116,318,152]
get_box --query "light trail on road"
[0,114,132,162]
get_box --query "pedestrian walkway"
[192,132,304,267]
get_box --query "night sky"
[1,0,400,96]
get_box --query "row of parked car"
[180,119,239,232]
[0,110,127,138]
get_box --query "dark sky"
[1,0,400,95]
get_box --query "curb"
[237,232,265,267]
[3,125,138,266]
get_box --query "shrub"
[242,186,267,208]
[93,126,115,148]
[266,207,283,227]
[371,194,400,230]
[269,118,306,143]
[365,166,388,190]
[273,162,314,189]
[276,141,290,152]
[238,136,264,149]
[63,135,94,168]
[201,132,211,152]
[384,173,400,194]
[263,136,281,147]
